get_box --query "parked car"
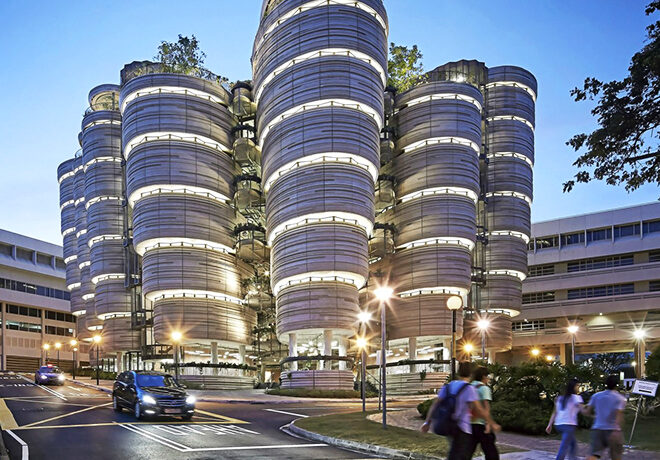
[112,370,195,420]
[35,365,65,385]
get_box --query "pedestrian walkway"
[368,408,660,460]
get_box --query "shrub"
[417,398,434,418]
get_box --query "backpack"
[430,381,470,436]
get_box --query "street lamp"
[546,355,554,362]
[70,339,78,380]
[531,348,540,358]
[633,329,646,378]
[171,331,183,384]
[464,343,474,360]
[477,318,490,362]
[43,343,50,365]
[93,335,102,385]
[374,285,392,429]
[567,325,579,364]
[356,334,368,413]
[446,295,463,381]
[55,342,61,367]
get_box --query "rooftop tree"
[387,42,426,92]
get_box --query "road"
[0,372,401,459]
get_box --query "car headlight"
[142,395,157,405]
[186,395,196,405]
[40,375,47,380]
[58,374,65,381]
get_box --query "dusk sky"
[0,0,657,245]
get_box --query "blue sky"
[0,0,657,245]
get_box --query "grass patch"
[266,388,363,398]
[295,411,449,457]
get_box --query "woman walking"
[546,379,584,460]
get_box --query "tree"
[564,1,660,193]
[387,42,426,92]
[647,344,660,380]
[154,35,228,87]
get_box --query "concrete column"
[487,350,495,364]
[288,333,297,371]
[323,329,333,370]
[210,341,218,376]
[338,337,347,370]
[636,341,646,378]
[559,343,568,365]
[116,352,123,373]
[1,302,5,371]
[409,337,417,373]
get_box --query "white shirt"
[554,394,584,426]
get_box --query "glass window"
[561,232,585,246]
[136,374,177,388]
[649,280,660,292]
[587,227,612,242]
[643,220,660,235]
[536,236,559,249]
[567,254,634,272]
[528,264,555,277]
[650,250,660,263]
[567,283,634,300]
[614,223,640,239]
[522,292,555,304]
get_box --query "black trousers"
[448,429,473,460]
[467,424,500,460]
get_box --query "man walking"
[468,366,500,460]
[583,375,626,460]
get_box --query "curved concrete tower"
[253,0,388,385]
[121,73,255,348]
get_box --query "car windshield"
[136,374,177,388]
[39,366,61,373]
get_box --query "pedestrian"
[583,375,626,460]
[421,361,500,460]
[467,366,500,460]
[546,378,584,460]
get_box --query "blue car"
[112,370,195,420]
[35,365,65,385]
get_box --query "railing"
[280,355,354,371]
[366,358,451,375]
[164,362,258,377]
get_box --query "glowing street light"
[356,336,368,349]
[70,339,78,380]
[357,311,372,324]
[567,325,579,364]
[546,355,554,362]
[446,296,462,380]
[171,331,183,383]
[531,348,540,357]
[633,329,647,378]
[477,318,490,361]
[373,285,392,429]
[464,343,474,360]
[92,335,102,385]
[42,343,50,365]
[55,342,62,367]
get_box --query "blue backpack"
[431,381,469,436]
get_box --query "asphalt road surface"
[0,372,389,459]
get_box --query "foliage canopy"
[154,35,229,87]
[387,42,427,92]
[564,1,660,193]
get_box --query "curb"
[67,379,111,394]
[284,420,442,460]
[0,433,10,460]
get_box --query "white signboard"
[632,379,658,397]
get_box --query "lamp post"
[633,329,646,378]
[55,342,61,367]
[464,343,474,361]
[70,339,78,379]
[43,343,50,365]
[446,296,462,381]
[93,335,102,385]
[531,348,540,358]
[374,286,392,429]
[567,325,579,364]
[171,331,183,384]
[357,311,371,413]
[477,318,490,362]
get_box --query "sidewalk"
[66,376,428,404]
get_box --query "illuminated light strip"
[398,286,469,298]
[123,131,231,159]
[91,273,125,284]
[273,271,366,296]
[121,86,228,113]
[78,261,91,270]
[87,325,103,331]
[487,115,534,131]
[60,200,74,210]
[397,237,475,251]
[83,156,122,172]
[487,230,530,244]
[64,255,78,264]
[88,234,123,248]
[82,119,121,131]
[128,184,231,207]
[67,282,81,291]
[147,289,243,305]
[485,81,537,102]
[74,197,85,207]
[81,293,95,301]
[400,136,480,155]
[478,308,520,318]
[399,186,479,204]
[135,237,235,256]
[75,228,87,238]
[268,212,373,245]
[263,152,379,192]
[487,152,534,168]
[85,195,122,210]
[58,164,83,184]
[403,93,482,111]
[259,99,383,145]
[62,227,76,237]
[72,310,85,317]
[255,48,386,103]
[98,312,132,320]
[257,0,387,53]
[486,269,527,281]
[485,191,532,206]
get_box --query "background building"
[0,229,86,372]
[513,202,660,375]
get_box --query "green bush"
[646,345,660,380]
[75,368,117,380]
[417,398,433,418]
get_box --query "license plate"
[164,408,182,414]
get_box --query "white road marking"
[117,423,190,452]
[5,429,29,460]
[17,375,67,400]
[264,408,308,418]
